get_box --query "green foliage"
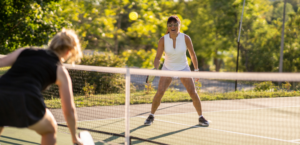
[82,82,96,97]
[144,83,154,94]
[69,52,126,95]
[254,81,277,91]
[168,79,180,93]
[0,0,70,54]
[271,2,295,21]
[121,49,159,68]
[81,52,125,67]
[195,80,202,94]
[278,10,300,72]
[282,82,291,90]
[49,0,189,54]
[2,0,300,73]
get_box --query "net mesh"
[44,68,127,144]
[42,64,300,145]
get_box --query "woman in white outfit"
[144,16,209,127]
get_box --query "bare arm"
[154,37,165,69]
[185,35,198,70]
[55,66,81,144]
[0,48,24,67]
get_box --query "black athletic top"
[0,48,61,127]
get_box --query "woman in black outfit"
[0,29,83,145]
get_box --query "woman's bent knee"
[29,109,57,135]
[0,127,4,135]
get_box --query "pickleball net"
[43,64,300,145]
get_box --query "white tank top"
[163,33,189,70]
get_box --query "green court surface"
[2,97,300,145]
[0,127,72,145]
[68,106,300,145]
[0,127,110,145]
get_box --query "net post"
[235,0,246,91]
[125,66,130,145]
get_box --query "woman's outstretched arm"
[0,48,24,67]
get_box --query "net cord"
[63,64,300,81]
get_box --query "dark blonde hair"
[48,29,82,63]
[166,15,181,34]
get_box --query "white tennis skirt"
[162,65,191,72]
[161,65,191,79]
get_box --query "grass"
[45,90,300,109]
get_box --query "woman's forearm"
[191,56,198,70]
[154,58,160,69]
[63,109,78,142]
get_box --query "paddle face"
[146,75,155,83]
[79,131,95,145]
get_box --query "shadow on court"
[92,119,125,128]
[0,135,39,145]
[131,126,196,144]
[101,124,200,144]
[102,125,147,143]
[134,102,191,116]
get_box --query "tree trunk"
[214,57,222,72]
[201,58,208,71]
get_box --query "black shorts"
[0,89,46,127]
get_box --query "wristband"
[194,68,199,72]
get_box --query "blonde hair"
[48,29,82,63]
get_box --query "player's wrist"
[194,68,199,72]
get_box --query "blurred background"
[1,0,299,72]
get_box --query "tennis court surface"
[2,65,300,145]
[49,97,300,145]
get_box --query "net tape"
[64,64,300,82]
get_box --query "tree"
[240,0,300,72]
[279,11,300,72]
[180,0,271,72]
[0,0,69,54]
[271,1,295,22]
[50,0,191,54]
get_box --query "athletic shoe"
[144,115,154,126]
[199,116,209,127]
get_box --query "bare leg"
[180,78,203,116]
[151,77,173,114]
[0,127,3,136]
[28,109,57,145]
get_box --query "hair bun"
[48,29,82,63]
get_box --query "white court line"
[146,105,300,117]
[290,139,300,142]
[57,105,300,124]
[138,116,300,144]
[57,116,125,124]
